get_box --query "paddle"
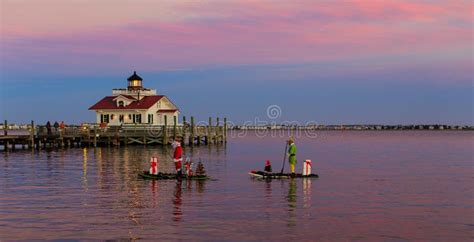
[280,142,288,175]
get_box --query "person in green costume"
[287,137,297,175]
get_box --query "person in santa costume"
[172,140,183,176]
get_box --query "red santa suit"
[149,157,159,175]
[172,141,183,174]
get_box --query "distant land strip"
[1,124,472,131]
[231,124,473,131]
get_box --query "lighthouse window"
[119,115,124,123]
[101,114,110,123]
[118,101,124,107]
[129,80,141,86]
[148,114,154,124]
[131,114,142,124]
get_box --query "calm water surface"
[0,131,473,241]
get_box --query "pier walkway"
[0,117,227,151]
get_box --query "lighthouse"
[89,71,180,125]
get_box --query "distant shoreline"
[231,124,473,131]
[1,123,472,131]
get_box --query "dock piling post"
[30,120,35,149]
[182,116,187,145]
[216,117,220,143]
[190,116,195,146]
[60,126,64,148]
[173,116,177,141]
[93,126,97,148]
[224,117,227,143]
[4,120,7,136]
[163,115,168,145]
[208,117,212,145]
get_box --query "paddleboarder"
[172,140,183,176]
[264,160,272,173]
[287,137,297,176]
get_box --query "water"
[0,131,472,241]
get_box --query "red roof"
[157,109,178,113]
[89,95,165,110]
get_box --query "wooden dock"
[0,117,227,151]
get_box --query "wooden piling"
[208,117,212,145]
[173,116,177,141]
[124,128,128,146]
[216,117,220,143]
[30,120,35,149]
[87,127,91,147]
[60,126,65,148]
[4,120,7,136]
[190,116,195,146]
[163,115,168,146]
[224,117,227,143]
[182,116,187,145]
[93,127,97,148]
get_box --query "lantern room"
[127,71,143,90]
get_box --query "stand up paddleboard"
[248,170,319,179]
[139,171,210,180]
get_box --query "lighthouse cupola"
[127,71,143,90]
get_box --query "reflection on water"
[83,148,88,191]
[173,180,183,222]
[0,131,472,240]
[286,179,297,228]
[302,179,312,216]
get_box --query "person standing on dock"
[172,140,183,176]
[287,137,297,176]
[59,121,65,135]
[46,121,52,136]
[53,121,59,135]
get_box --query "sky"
[0,0,472,125]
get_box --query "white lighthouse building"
[89,71,180,126]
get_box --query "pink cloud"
[1,0,472,78]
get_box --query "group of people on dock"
[45,121,66,135]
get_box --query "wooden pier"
[0,117,227,151]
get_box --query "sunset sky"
[1,0,472,124]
